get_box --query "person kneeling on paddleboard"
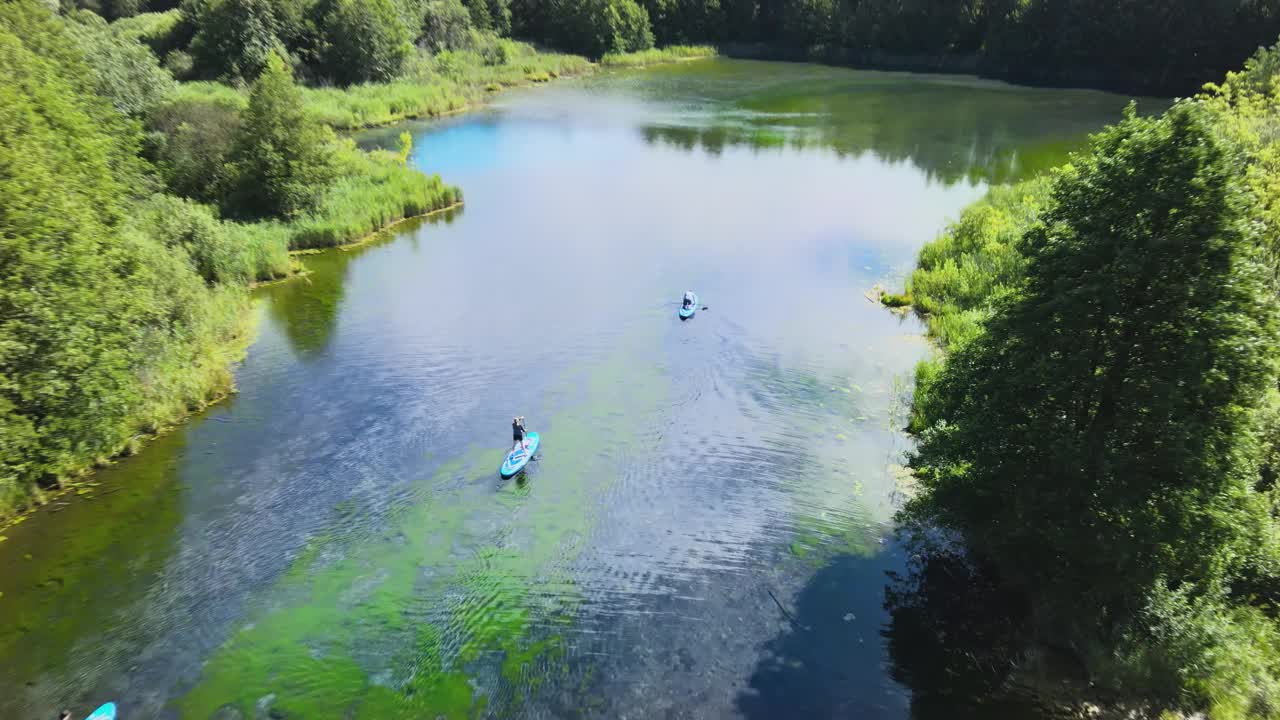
[683,291,694,309]
[512,416,528,450]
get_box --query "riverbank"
[719,42,1224,96]
[173,43,717,132]
[0,45,713,527]
[880,42,1280,716]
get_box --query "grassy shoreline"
[0,46,712,526]
[173,45,716,132]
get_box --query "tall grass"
[167,42,712,131]
[302,80,469,129]
[302,42,592,129]
[169,81,248,111]
[600,45,717,67]
[890,176,1051,348]
[286,142,461,249]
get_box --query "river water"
[0,60,1150,719]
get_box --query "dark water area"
[0,59,1152,719]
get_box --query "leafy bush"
[420,0,475,52]
[64,9,176,115]
[225,50,335,218]
[111,9,186,56]
[318,0,414,84]
[187,0,285,80]
[906,103,1280,715]
[147,95,242,202]
[0,0,249,514]
[130,195,292,283]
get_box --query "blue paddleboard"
[679,292,699,319]
[86,703,116,720]
[501,431,540,478]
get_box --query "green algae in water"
[181,335,674,719]
[0,429,186,692]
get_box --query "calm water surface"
[0,60,1151,719]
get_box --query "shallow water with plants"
[0,59,1151,719]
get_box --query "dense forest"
[62,0,1280,93]
[885,41,1280,718]
[0,0,463,517]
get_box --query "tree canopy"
[903,98,1280,712]
[226,50,335,217]
[0,0,248,511]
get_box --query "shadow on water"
[737,529,1055,720]
[881,529,1053,720]
[736,547,910,719]
[260,208,462,357]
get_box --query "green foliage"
[289,43,590,128]
[146,95,243,202]
[318,0,414,84]
[599,43,714,66]
[396,130,413,164]
[879,291,910,308]
[64,9,177,116]
[0,0,249,514]
[904,177,1050,346]
[226,50,335,218]
[111,9,186,57]
[419,0,477,52]
[64,0,145,20]
[187,0,284,80]
[130,195,293,283]
[906,102,1280,712]
[286,139,460,249]
[461,0,511,35]
[573,0,654,56]
[513,0,653,57]
[1102,582,1280,717]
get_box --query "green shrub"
[879,291,911,308]
[147,94,243,202]
[111,9,186,56]
[600,44,715,66]
[64,9,176,115]
[225,50,336,218]
[0,0,250,514]
[187,0,285,81]
[420,0,475,52]
[319,0,414,84]
[131,195,292,283]
[287,141,461,249]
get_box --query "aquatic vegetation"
[600,45,716,67]
[286,141,462,250]
[182,337,674,718]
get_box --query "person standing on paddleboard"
[512,416,528,451]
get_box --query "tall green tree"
[318,0,413,84]
[908,102,1280,694]
[187,0,284,80]
[419,0,475,51]
[227,49,335,217]
[0,0,244,512]
[64,9,176,116]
